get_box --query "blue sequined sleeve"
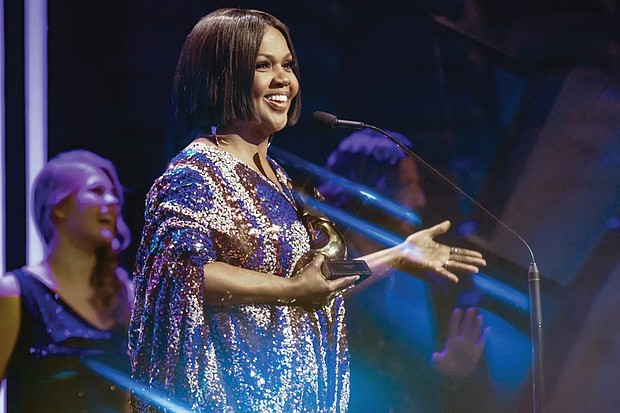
[129,152,227,411]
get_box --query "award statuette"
[294,190,372,284]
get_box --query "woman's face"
[250,26,299,137]
[395,157,427,212]
[56,164,120,248]
[394,157,427,235]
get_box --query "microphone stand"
[363,123,544,413]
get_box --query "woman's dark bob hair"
[173,8,301,131]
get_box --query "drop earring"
[211,125,220,146]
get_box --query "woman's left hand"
[396,220,486,283]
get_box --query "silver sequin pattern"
[129,143,349,412]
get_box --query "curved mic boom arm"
[312,110,545,413]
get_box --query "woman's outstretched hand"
[396,220,486,283]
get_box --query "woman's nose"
[273,67,291,86]
[400,188,427,212]
[101,192,120,214]
[413,190,427,211]
[103,191,119,205]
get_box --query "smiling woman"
[129,8,486,413]
[0,150,133,412]
[251,26,300,136]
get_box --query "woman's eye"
[255,61,270,70]
[90,186,106,195]
[283,61,296,71]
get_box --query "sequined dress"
[5,268,130,412]
[129,143,349,412]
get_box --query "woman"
[128,8,486,413]
[321,130,488,412]
[0,150,133,412]
[320,128,428,257]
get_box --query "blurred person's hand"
[432,307,489,379]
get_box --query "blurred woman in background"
[0,150,133,412]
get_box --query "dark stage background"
[4,0,620,412]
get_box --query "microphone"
[312,111,367,130]
[313,111,544,413]
[312,111,535,258]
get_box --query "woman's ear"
[51,198,70,221]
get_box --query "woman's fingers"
[451,246,484,258]
[448,307,463,337]
[461,307,477,334]
[328,275,360,291]
[444,247,487,273]
[424,220,451,237]
[433,267,460,283]
[311,253,326,272]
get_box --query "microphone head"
[312,111,338,129]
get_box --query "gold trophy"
[294,189,372,283]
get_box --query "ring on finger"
[444,259,450,268]
[450,247,458,254]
